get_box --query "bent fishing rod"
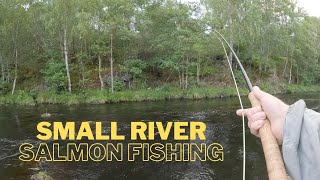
[212,29,288,180]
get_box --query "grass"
[36,91,83,105]
[0,90,35,105]
[0,84,319,105]
[285,84,320,93]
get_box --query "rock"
[31,171,53,180]
[40,113,51,118]
[29,167,40,171]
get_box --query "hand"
[236,86,289,144]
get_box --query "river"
[0,92,319,180]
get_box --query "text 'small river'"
[0,92,319,180]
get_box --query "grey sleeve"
[282,100,320,180]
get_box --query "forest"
[0,0,319,104]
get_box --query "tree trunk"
[98,55,104,90]
[289,60,292,84]
[181,71,184,89]
[80,59,85,87]
[282,45,289,78]
[1,63,4,81]
[110,33,114,93]
[178,70,182,88]
[80,44,85,88]
[228,14,234,67]
[0,53,4,81]
[6,61,10,83]
[185,56,188,89]
[196,55,200,84]
[185,69,188,89]
[11,47,18,95]
[228,41,233,67]
[282,58,288,78]
[63,25,72,92]
[296,66,299,84]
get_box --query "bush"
[41,60,67,92]
[113,79,125,92]
[0,80,10,95]
[130,79,148,89]
[120,59,147,79]
[299,63,320,85]
[0,90,35,105]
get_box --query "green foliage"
[36,91,83,105]
[0,80,10,95]
[201,65,216,76]
[0,0,319,101]
[120,59,147,79]
[31,171,53,180]
[131,79,148,89]
[113,80,125,92]
[286,84,320,93]
[41,61,67,92]
[234,70,246,87]
[299,63,320,85]
[0,84,319,105]
[0,90,34,105]
[158,58,177,69]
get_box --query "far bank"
[0,84,319,106]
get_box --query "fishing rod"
[211,30,253,92]
[212,29,288,180]
[214,34,246,180]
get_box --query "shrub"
[0,80,10,95]
[41,60,67,92]
[120,59,147,79]
[113,79,125,92]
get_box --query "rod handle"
[248,92,288,180]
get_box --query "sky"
[181,0,320,17]
[297,0,320,17]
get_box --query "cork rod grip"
[248,92,288,180]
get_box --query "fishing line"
[213,33,246,180]
[212,29,253,91]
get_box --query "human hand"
[236,86,289,144]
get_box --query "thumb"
[252,86,267,101]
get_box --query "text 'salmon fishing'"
[19,121,224,162]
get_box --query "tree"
[100,0,135,92]
[0,0,32,94]
[0,0,319,97]
[42,0,78,92]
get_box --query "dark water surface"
[0,93,319,180]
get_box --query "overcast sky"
[296,0,320,17]
[181,0,320,17]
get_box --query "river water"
[0,92,319,180]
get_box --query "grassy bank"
[0,84,319,105]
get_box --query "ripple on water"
[1,93,317,179]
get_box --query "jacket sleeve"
[282,100,320,180]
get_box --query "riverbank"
[0,84,319,105]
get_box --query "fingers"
[236,109,248,116]
[250,111,266,122]
[250,128,259,137]
[250,120,265,131]
[248,112,266,130]
[248,112,266,136]
[249,120,265,137]
[236,106,262,117]
[236,106,266,137]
